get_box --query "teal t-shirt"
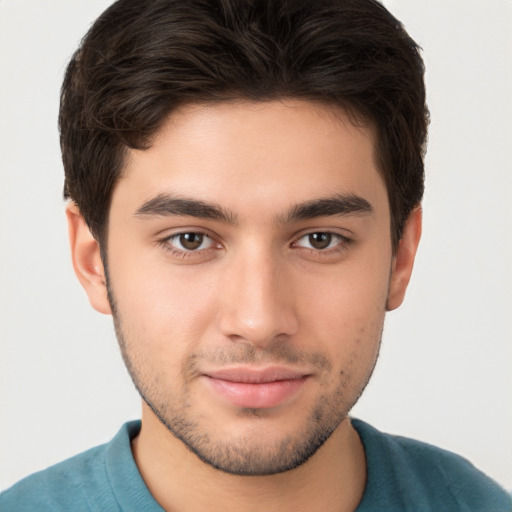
[1,419,510,511]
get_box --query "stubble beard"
[106,276,381,476]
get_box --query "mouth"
[202,366,311,409]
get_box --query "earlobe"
[66,202,112,315]
[387,206,422,311]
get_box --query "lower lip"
[204,376,307,409]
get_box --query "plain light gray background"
[1,0,511,492]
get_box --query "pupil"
[180,233,203,250]
[309,232,331,250]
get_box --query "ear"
[66,202,112,315]
[387,206,422,311]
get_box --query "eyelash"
[157,230,353,259]
[158,230,216,259]
[292,232,352,258]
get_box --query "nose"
[217,244,299,348]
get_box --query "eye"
[166,232,215,252]
[294,232,346,250]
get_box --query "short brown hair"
[60,0,428,250]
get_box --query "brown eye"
[165,232,215,252]
[308,232,332,250]
[294,232,347,252]
[162,230,219,259]
[179,233,204,250]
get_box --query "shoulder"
[0,444,110,512]
[0,421,142,512]
[352,418,512,512]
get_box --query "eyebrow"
[282,194,373,223]
[135,194,238,223]
[134,192,373,224]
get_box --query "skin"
[67,100,421,512]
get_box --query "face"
[71,100,419,476]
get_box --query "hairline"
[94,96,399,252]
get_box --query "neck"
[132,404,366,512]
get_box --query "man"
[1,0,510,510]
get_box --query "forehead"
[112,99,388,222]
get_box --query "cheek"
[294,260,389,366]
[297,264,389,330]
[108,252,220,356]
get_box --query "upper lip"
[203,366,310,383]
